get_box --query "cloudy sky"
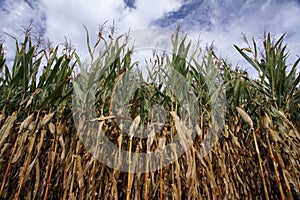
[1,0,300,74]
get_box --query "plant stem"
[126,137,133,200]
[43,136,58,200]
[252,129,269,200]
[266,132,285,200]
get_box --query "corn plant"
[0,24,299,200]
[235,33,300,125]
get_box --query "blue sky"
[1,0,300,75]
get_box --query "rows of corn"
[0,25,299,199]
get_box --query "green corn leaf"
[43,56,64,89]
[83,25,93,61]
[234,45,260,72]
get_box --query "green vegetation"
[0,24,299,199]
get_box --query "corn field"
[0,25,299,199]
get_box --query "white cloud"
[1,0,36,33]
[121,0,182,27]
[184,0,300,76]
[0,0,184,69]
[39,0,125,57]
[0,2,43,69]
[0,0,299,76]
[37,0,183,58]
[40,0,124,38]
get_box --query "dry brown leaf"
[170,111,192,152]
[69,193,76,200]
[48,122,55,135]
[90,115,115,122]
[158,137,166,151]
[41,112,55,126]
[25,89,42,108]
[19,113,34,133]
[27,130,46,178]
[196,124,202,137]
[28,121,41,132]
[171,184,179,199]
[27,135,36,153]
[269,129,282,143]
[260,110,271,130]
[111,176,119,200]
[146,126,155,153]
[0,143,11,158]
[0,113,5,124]
[59,135,66,160]
[57,122,65,135]
[186,148,196,194]
[236,106,253,129]
[129,115,140,139]
[223,124,229,138]
[32,160,40,200]
[0,112,17,149]
[228,128,241,149]
[77,156,84,189]
[278,110,299,138]
[12,131,28,163]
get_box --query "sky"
[1,0,300,76]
